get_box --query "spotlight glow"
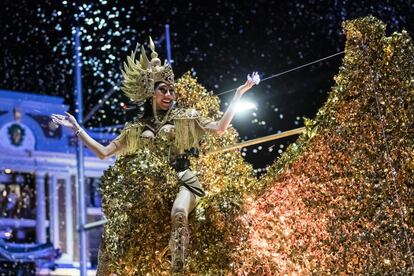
[235,101,256,113]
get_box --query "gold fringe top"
[114,108,212,157]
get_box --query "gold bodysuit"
[96,107,211,275]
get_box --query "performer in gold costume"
[52,37,258,273]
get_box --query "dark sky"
[1,0,413,171]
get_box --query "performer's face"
[154,82,176,110]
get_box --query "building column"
[53,176,60,247]
[66,175,74,261]
[48,174,60,247]
[35,171,47,244]
[48,174,54,244]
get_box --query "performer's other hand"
[236,72,260,96]
[51,112,80,130]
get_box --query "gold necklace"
[152,97,173,126]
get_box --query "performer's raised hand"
[204,71,260,136]
[235,72,260,96]
[51,112,80,131]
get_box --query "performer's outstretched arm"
[206,72,259,135]
[51,112,124,159]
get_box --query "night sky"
[1,0,413,171]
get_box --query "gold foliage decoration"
[98,16,413,274]
[234,16,414,274]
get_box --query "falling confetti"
[1,1,413,169]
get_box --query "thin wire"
[216,51,345,96]
[84,79,122,124]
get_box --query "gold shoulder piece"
[171,108,201,120]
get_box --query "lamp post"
[73,26,87,276]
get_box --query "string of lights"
[370,68,414,267]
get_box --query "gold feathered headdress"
[121,37,174,102]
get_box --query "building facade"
[0,90,115,273]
